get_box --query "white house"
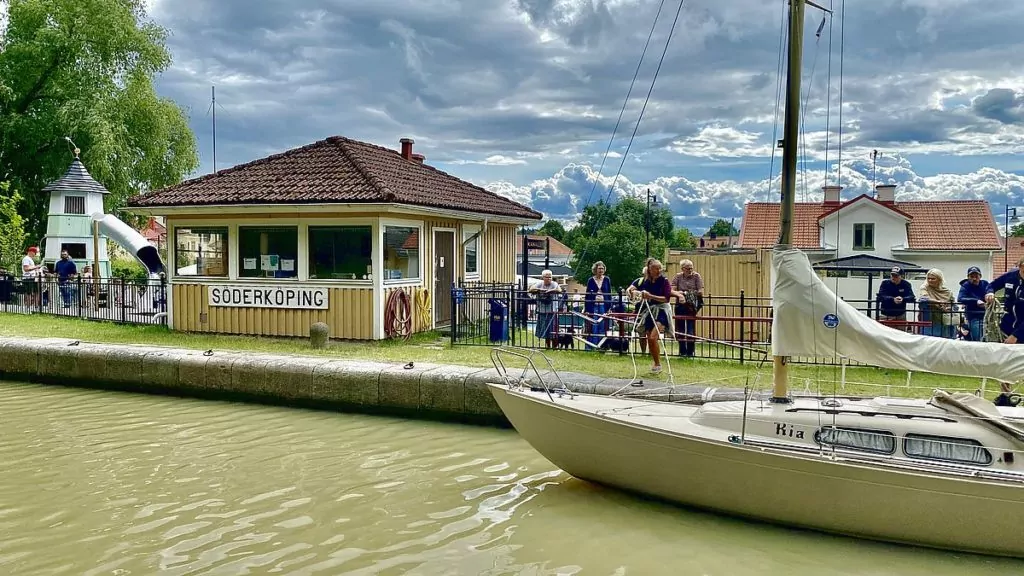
[738,184,1003,303]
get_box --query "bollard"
[310,322,330,349]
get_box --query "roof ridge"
[329,137,396,202]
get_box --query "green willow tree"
[0,182,28,272]
[0,0,199,242]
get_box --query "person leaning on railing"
[876,266,916,328]
[584,261,612,350]
[957,266,988,341]
[529,269,561,349]
[918,268,955,338]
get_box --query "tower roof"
[42,158,110,195]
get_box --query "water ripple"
[1,380,1022,575]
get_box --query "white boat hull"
[490,384,1024,557]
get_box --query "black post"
[76,275,82,317]
[520,231,529,329]
[866,273,875,318]
[450,283,457,345]
[120,279,127,323]
[645,188,651,258]
[544,237,550,271]
[739,289,745,364]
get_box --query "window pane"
[384,226,420,281]
[853,225,863,248]
[61,243,87,259]
[175,227,228,276]
[465,231,478,274]
[904,434,992,465]
[816,426,896,454]
[865,225,874,248]
[308,226,372,280]
[238,226,298,278]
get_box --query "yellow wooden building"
[126,136,542,340]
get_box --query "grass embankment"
[0,312,994,399]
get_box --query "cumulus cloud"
[133,0,1024,236]
[480,153,1024,235]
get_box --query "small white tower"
[41,149,111,278]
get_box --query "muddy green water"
[0,381,1020,575]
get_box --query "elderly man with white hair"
[529,269,561,349]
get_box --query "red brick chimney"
[400,137,414,160]
[411,153,425,164]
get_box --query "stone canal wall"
[0,336,747,426]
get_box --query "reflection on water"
[0,380,1019,575]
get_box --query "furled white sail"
[771,247,1024,382]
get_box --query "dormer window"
[64,195,85,215]
[853,223,874,250]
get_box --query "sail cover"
[771,247,1024,382]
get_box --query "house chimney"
[411,153,425,164]
[875,184,896,203]
[822,185,843,205]
[400,137,414,160]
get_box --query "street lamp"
[645,188,659,258]
[1006,205,1020,273]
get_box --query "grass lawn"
[0,312,996,400]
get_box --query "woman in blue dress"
[584,261,612,349]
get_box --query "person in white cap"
[957,266,988,341]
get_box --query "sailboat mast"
[771,0,806,403]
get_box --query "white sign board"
[208,285,329,309]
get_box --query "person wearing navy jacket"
[985,257,1024,343]
[957,266,989,341]
[876,266,916,323]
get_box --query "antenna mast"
[212,86,217,173]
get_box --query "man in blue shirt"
[876,266,916,325]
[985,257,1024,343]
[54,250,78,307]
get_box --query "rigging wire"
[797,14,827,203]
[764,0,790,203]
[572,0,688,272]
[575,0,669,226]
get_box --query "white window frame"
[463,224,481,280]
[170,224,231,279]
[381,218,424,287]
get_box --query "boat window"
[815,426,896,454]
[903,434,992,466]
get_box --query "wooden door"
[433,230,455,327]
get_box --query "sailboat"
[488,0,1024,558]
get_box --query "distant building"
[738,183,1001,301]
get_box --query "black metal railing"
[451,283,983,366]
[0,274,168,326]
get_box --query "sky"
[140,0,1024,234]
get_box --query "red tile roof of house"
[514,235,574,257]
[738,199,1001,250]
[993,236,1024,276]
[127,136,542,221]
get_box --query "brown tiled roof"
[993,237,1024,276]
[127,136,542,220]
[514,235,574,257]
[739,199,1001,251]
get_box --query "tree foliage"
[564,198,674,251]
[0,182,28,273]
[706,218,739,238]
[0,0,199,242]
[669,227,697,250]
[536,219,566,242]
[571,222,666,292]
[1010,222,1024,237]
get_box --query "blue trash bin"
[488,298,509,342]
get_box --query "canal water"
[1,381,1019,575]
